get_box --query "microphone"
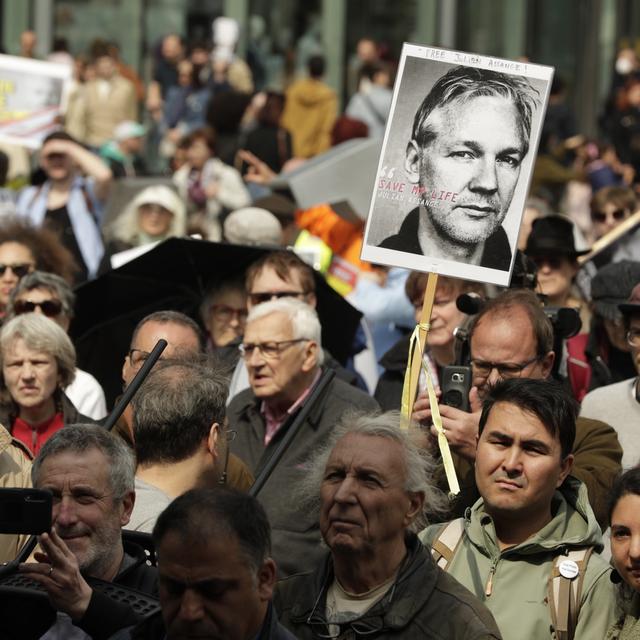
[456,292,484,315]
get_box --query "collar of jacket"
[0,422,32,459]
[288,533,440,630]
[465,476,604,558]
[239,367,332,432]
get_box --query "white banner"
[0,54,71,149]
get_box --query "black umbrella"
[70,237,362,406]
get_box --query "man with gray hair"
[227,297,378,576]
[6,424,157,639]
[379,65,540,270]
[127,357,250,532]
[274,411,501,639]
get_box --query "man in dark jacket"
[6,424,157,640]
[112,488,295,640]
[227,297,378,576]
[274,411,501,639]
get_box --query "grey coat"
[227,373,378,577]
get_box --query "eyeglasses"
[627,329,640,347]
[13,299,63,317]
[128,348,162,369]
[248,291,308,306]
[531,255,567,271]
[0,263,34,278]
[238,339,306,360]
[470,355,540,379]
[211,304,248,323]
[592,208,628,223]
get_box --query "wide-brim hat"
[619,282,640,316]
[525,215,590,258]
[592,260,640,320]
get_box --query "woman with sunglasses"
[591,186,640,268]
[0,313,95,458]
[7,271,107,420]
[606,467,640,640]
[0,218,78,320]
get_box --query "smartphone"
[441,366,472,412]
[0,488,51,535]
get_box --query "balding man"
[116,310,252,493]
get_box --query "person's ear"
[207,423,220,458]
[539,350,555,379]
[301,341,319,372]
[304,291,317,309]
[557,454,574,487]
[119,490,136,527]
[402,491,425,527]
[121,355,132,388]
[405,140,421,183]
[256,558,277,601]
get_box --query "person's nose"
[178,588,205,622]
[470,157,498,193]
[333,477,358,504]
[486,366,502,387]
[247,345,265,367]
[629,533,640,561]
[501,447,523,476]
[54,496,79,529]
[19,362,35,381]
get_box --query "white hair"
[108,185,187,245]
[299,411,450,531]
[246,297,324,365]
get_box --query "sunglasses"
[591,208,628,223]
[0,263,33,278]
[13,299,63,317]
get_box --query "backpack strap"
[429,518,465,570]
[548,547,594,640]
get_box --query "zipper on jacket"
[484,559,498,597]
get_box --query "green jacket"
[420,479,616,640]
[606,589,640,640]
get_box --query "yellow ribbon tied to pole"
[400,272,459,497]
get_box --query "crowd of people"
[0,24,638,640]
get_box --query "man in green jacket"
[421,378,616,640]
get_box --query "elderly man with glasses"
[274,411,501,640]
[412,288,622,528]
[227,297,378,577]
[581,282,640,469]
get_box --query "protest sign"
[361,43,554,287]
[0,54,71,149]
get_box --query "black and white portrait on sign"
[361,44,553,286]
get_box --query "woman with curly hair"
[0,217,78,318]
